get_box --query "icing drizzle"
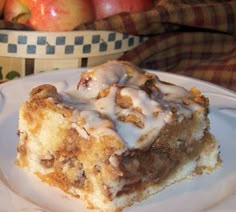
[58,61,202,150]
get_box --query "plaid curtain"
[78,0,236,91]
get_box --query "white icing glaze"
[77,61,127,99]
[120,87,160,114]
[156,80,190,99]
[56,61,204,150]
[59,91,93,110]
[79,110,114,131]
[95,86,117,119]
[126,72,147,87]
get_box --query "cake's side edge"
[86,132,221,212]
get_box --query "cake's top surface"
[29,61,207,151]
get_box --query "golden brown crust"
[30,84,58,100]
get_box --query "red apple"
[93,0,154,20]
[4,0,95,31]
[0,0,6,17]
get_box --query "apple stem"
[12,12,30,23]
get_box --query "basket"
[0,30,147,81]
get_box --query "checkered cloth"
[1,0,236,91]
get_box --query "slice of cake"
[16,61,221,211]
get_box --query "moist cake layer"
[16,61,221,211]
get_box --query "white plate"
[0,68,236,212]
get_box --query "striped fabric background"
[0,0,235,91]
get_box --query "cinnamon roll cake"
[16,61,221,211]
